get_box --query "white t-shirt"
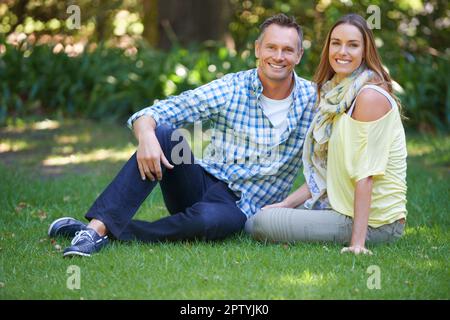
[259,93,293,137]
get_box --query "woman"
[245,14,407,255]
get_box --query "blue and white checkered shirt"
[128,68,317,218]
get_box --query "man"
[48,13,317,257]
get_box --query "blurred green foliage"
[389,55,450,132]
[0,40,254,123]
[0,0,449,131]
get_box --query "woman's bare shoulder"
[352,86,392,122]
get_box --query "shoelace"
[71,230,94,245]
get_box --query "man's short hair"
[257,13,303,51]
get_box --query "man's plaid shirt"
[128,68,317,218]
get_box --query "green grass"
[0,119,449,299]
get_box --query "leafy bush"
[388,55,450,132]
[0,39,448,132]
[0,40,255,124]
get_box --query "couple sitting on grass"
[48,13,407,257]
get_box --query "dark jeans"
[85,124,247,243]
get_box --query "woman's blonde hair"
[313,14,402,110]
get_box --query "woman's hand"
[261,201,290,210]
[261,183,312,210]
[341,245,373,255]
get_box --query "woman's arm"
[262,182,311,209]
[341,88,391,255]
[341,176,374,255]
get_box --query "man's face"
[255,24,303,83]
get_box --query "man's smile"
[268,63,286,69]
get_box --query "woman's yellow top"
[327,85,407,228]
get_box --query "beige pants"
[245,207,405,244]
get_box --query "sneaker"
[48,217,87,238]
[63,229,109,257]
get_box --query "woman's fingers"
[341,246,373,255]
[340,247,350,254]
[261,202,286,210]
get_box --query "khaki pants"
[245,207,405,244]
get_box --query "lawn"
[0,119,449,299]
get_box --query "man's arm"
[127,75,232,130]
[129,75,233,181]
[133,114,156,139]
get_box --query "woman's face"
[328,23,364,81]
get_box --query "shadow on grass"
[406,132,450,174]
[0,118,136,178]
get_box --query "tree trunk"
[156,0,232,49]
[10,0,29,32]
[142,0,159,47]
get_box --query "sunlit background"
[0,1,449,301]
[0,0,448,175]
[0,0,448,130]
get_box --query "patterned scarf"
[302,65,376,209]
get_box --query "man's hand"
[341,245,373,255]
[136,131,174,181]
[133,115,174,181]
